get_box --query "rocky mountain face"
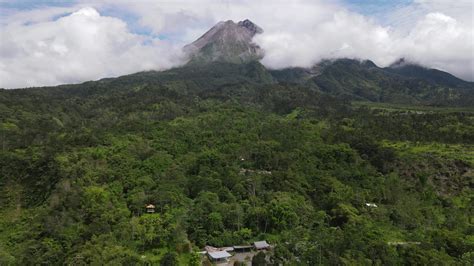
[183,19,264,64]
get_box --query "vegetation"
[0,61,473,265]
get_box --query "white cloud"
[0,6,185,88]
[0,0,473,88]
[399,12,473,80]
[414,0,473,23]
[255,10,396,69]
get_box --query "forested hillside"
[1,61,473,265]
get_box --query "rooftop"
[254,240,270,249]
[233,245,252,249]
[208,250,232,259]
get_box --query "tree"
[189,252,201,266]
[160,251,178,266]
[252,251,267,266]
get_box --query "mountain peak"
[389,58,412,68]
[183,19,264,64]
[238,19,263,35]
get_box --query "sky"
[0,0,473,88]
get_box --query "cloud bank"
[0,0,472,88]
[255,3,473,82]
[0,6,184,88]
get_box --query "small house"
[365,203,378,208]
[253,241,270,250]
[146,204,155,213]
[207,250,232,263]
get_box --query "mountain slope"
[271,59,473,106]
[385,58,472,89]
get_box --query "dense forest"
[1,61,473,265]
